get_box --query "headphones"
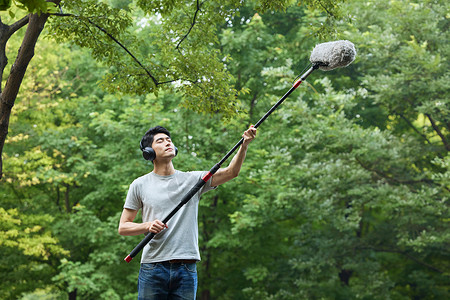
[139,138,178,161]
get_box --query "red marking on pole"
[124,255,133,263]
[293,79,303,89]
[202,172,213,182]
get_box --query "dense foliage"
[1,0,449,299]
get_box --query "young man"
[118,125,257,300]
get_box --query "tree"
[0,207,68,299]
[12,1,446,299]
[0,0,345,178]
[0,0,60,178]
[209,0,449,298]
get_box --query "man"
[118,125,257,300]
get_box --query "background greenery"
[1,0,449,299]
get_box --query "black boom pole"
[124,64,319,263]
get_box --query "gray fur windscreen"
[310,40,356,71]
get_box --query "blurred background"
[1,0,448,299]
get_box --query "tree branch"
[158,78,198,85]
[425,113,450,151]
[85,17,160,86]
[7,15,30,38]
[360,246,448,275]
[124,72,198,86]
[395,111,433,145]
[0,16,29,94]
[317,0,335,18]
[176,0,203,50]
[53,13,159,87]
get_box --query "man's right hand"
[147,219,168,233]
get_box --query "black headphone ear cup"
[142,147,156,161]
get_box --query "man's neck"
[152,160,176,176]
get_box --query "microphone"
[310,40,356,71]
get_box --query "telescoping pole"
[124,64,319,263]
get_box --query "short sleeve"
[200,171,217,195]
[124,180,142,211]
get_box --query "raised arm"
[211,125,257,187]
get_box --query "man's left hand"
[242,125,257,147]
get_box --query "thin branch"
[360,246,448,275]
[395,111,433,145]
[52,13,159,86]
[124,72,198,86]
[317,0,335,18]
[176,0,202,50]
[52,12,206,90]
[84,17,159,86]
[425,113,450,151]
[159,78,198,85]
[80,17,102,50]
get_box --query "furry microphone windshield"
[310,40,356,71]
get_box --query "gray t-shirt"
[124,170,216,263]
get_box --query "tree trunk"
[68,288,77,300]
[338,269,353,286]
[200,289,210,300]
[0,12,49,179]
[64,184,71,213]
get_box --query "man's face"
[151,133,176,160]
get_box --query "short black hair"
[140,126,171,149]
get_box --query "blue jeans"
[138,262,197,300]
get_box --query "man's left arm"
[211,125,257,187]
